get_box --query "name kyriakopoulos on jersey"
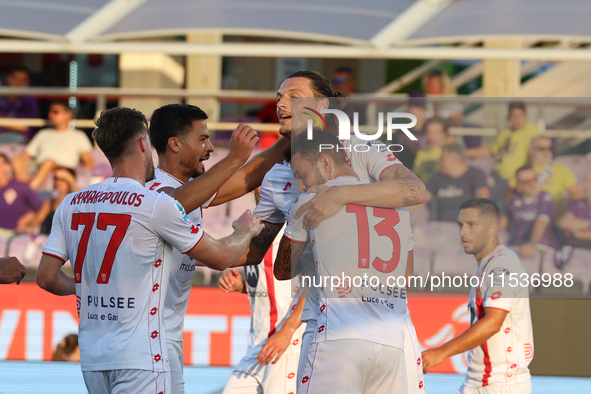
[304,108,418,153]
[70,190,145,207]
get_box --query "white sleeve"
[284,194,314,243]
[42,198,69,263]
[25,131,44,158]
[353,137,402,181]
[150,194,204,254]
[254,172,287,224]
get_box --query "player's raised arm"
[297,162,428,229]
[422,307,507,373]
[186,210,265,270]
[36,254,75,296]
[161,124,259,213]
[210,136,290,206]
[230,221,284,267]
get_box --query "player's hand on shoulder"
[218,268,244,293]
[295,184,345,229]
[0,256,26,285]
[232,209,264,237]
[228,123,259,165]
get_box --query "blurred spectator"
[500,166,557,258]
[391,93,427,168]
[412,117,457,183]
[509,136,583,203]
[52,334,80,362]
[12,101,93,190]
[0,153,43,240]
[23,168,77,235]
[560,171,591,249]
[331,66,366,124]
[423,70,464,126]
[424,143,490,222]
[0,65,39,143]
[466,101,540,181]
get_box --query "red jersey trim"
[378,163,402,181]
[485,306,511,313]
[42,252,66,264]
[182,233,204,255]
[262,219,285,225]
[264,245,278,337]
[283,234,306,244]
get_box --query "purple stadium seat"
[6,234,48,269]
[0,143,25,159]
[554,155,591,185]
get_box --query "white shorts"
[298,320,315,384]
[223,353,299,394]
[298,339,408,394]
[167,340,184,394]
[82,369,170,394]
[458,379,532,394]
[404,312,426,394]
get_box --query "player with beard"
[36,107,264,394]
[222,70,429,393]
[422,199,534,394]
[146,103,291,393]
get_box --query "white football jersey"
[42,177,204,372]
[289,176,412,349]
[287,136,403,322]
[244,161,302,358]
[146,168,217,342]
[464,244,534,389]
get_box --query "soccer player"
[285,131,412,393]
[422,198,534,394]
[268,70,428,393]
[146,103,290,393]
[36,107,264,394]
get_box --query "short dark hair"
[424,116,448,133]
[459,198,500,220]
[508,101,526,113]
[442,143,465,159]
[291,131,348,168]
[49,100,74,114]
[92,107,148,162]
[9,65,30,76]
[149,104,208,154]
[515,164,534,178]
[334,66,355,79]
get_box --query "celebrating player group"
[36,70,534,394]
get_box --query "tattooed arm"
[274,235,307,280]
[296,164,428,229]
[230,221,284,267]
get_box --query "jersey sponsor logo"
[180,263,195,272]
[283,182,292,191]
[151,331,159,339]
[87,295,135,309]
[302,376,310,384]
[70,190,144,207]
[154,259,162,268]
[149,182,161,191]
[490,291,502,300]
[287,372,295,379]
[244,265,259,288]
[152,284,160,292]
[190,224,200,234]
[153,354,162,362]
[150,307,158,316]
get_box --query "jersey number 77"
[71,213,132,284]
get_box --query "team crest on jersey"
[244,265,259,288]
[175,202,190,222]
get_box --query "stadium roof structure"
[1,0,591,60]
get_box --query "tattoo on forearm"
[252,222,277,250]
[275,243,293,280]
[381,165,424,206]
